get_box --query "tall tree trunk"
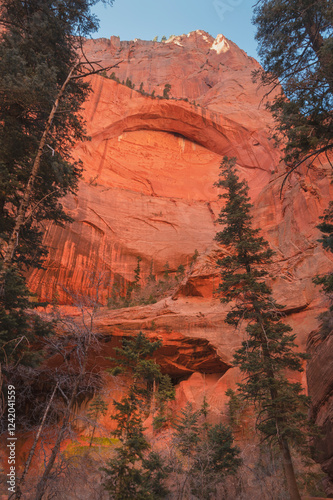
[0,64,77,293]
[89,424,96,447]
[278,437,301,500]
[255,308,301,500]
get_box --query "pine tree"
[317,202,333,255]
[0,0,107,271]
[0,267,54,367]
[172,401,241,500]
[0,0,114,369]
[215,157,310,500]
[87,394,108,446]
[253,0,333,174]
[313,202,333,337]
[103,332,174,499]
[163,84,171,99]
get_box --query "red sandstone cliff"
[26,31,333,488]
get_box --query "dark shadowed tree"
[87,393,108,447]
[215,156,310,500]
[103,332,174,499]
[0,0,114,391]
[171,401,241,500]
[313,203,333,337]
[0,0,116,273]
[253,0,333,179]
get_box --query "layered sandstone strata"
[27,31,333,486]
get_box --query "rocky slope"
[27,31,333,487]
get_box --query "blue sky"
[91,0,259,59]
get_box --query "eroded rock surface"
[26,31,333,485]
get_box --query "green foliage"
[107,259,188,309]
[253,0,333,169]
[109,332,161,371]
[87,394,108,446]
[226,388,245,428]
[215,157,274,323]
[172,401,241,499]
[108,332,175,419]
[81,436,118,446]
[109,72,121,83]
[314,201,333,337]
[317,202,333,254]
[87,394,108,421]
[313,308,333,339]
[0,0,101,268]
[153,36,158,42]
[175,264,185,282]
[0,265,53,366]
[103,333,174,499]
[215,157,310,450]
[163,83,171,99]
[148,261,156,283]
[174,403,201,454]
[141,451,170,498]
[0,0,113,371]
[200,395,209,418]
[125,77,135,89]
[161,36,167,42]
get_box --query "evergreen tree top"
[214,157,311,490]
[253,0,333,171]
[110,331,162,371]
[214,157,275,318]
[214,157,273,262]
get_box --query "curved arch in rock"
[90,99,250,158]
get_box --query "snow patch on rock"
[166,35,184,47]
[211,34,230,54]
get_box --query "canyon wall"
[27,31,333,486]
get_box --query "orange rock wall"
[26,29,333,369]
[28,31,332,350]
[26,30,333,489]
[29,34,332,298]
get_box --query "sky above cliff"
[91,0,258,59]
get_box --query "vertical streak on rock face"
[27,30,332,356]
[23,34,333,486]
[88,74,105,122]
[27,31,333,311]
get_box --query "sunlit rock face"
[28,31,333,478]
[29,30,332,310]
